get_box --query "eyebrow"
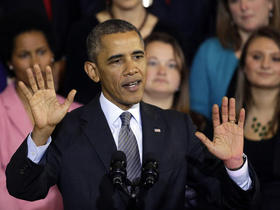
[132,50,144,55]
[107,50,145,62]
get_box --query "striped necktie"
[118,112,141,181]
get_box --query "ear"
[84,61,100,83]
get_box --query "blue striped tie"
[118,112,141,181]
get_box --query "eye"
[18,52,29,59]
[37,49,47,56]
[109,58,122,65]
[147,59,158,66]
[251,54,262,60]
[133,54,144,60]
[167,62,178,69]
[272,56,280,62]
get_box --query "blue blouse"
[190,38,239,119]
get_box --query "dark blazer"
[6,96,258,210]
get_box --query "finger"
[238,108,245,128]
[45,66,55,90]
[62,89,77,111]
[26,68,38,92]
[221,97,229,123]
[228,98,236,122]
[195,131,213,150]
[212,104,220,128]
[34,64,45,89]
[18,81,33,100]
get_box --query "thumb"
[195,131,213,150]
[62,89,77,111]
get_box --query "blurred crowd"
[1,0,280,209]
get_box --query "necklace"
[108,8,149,32]
[251,117,272,138]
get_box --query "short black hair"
[86,19,143,63]
[0,10,55,65]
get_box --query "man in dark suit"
[6,19,258,209]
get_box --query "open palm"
[19,65,76,144]
[196,97,245,169]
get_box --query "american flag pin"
[154,128,161,133]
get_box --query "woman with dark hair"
[143,32,207,131]
[190,0,280,120]
[61,0,180,104]
[0,12,81,210]
[234,27,280,209]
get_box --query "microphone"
[141,153,159,189]
[109,151,127,187]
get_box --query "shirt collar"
[99,92,141,125]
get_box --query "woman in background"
[234,27,280,209]
[0,12,81,210]
[190,0,280,119]
[143,32,207,131]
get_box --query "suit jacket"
[6,96,259,210]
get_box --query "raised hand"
[18,64,76,146]
[195,97,245,170]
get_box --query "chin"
[125,95,143,105]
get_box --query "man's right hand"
[19,64,76,146]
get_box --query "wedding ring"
[229,120,235,123]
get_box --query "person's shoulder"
[198,37,225,52]
[141,102,191,123]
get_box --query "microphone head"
[111,150,127,166]
[109,151,127,186]
[141,153,159,189]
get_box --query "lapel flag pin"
[154,128,161,133]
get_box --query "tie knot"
[120,112,132,126]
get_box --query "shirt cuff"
[225,154,252,191]
[27,132,52,164]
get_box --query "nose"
[30,55,39,68]
[124,59,139,76]
[157,64,167,75]
[240,0,249,11]
[261,56,270,69]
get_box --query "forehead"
[146,41,174,53]
[14,31,47,49]
[99,31,144,56]
[248,37,280,52]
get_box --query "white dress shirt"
[27,92,252,190]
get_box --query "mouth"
[122,80,142,91]
[154,78,168,83]
[257,72,273,77]
[241,15,253,20]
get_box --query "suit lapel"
[80,96,117,172]
[140,102,166,162]
[80,99,166,170]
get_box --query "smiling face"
[88,31,146,110]
[228,0,273,33]
[9,30,54,85]
[144,41,181,98]
[244,36,280,88]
